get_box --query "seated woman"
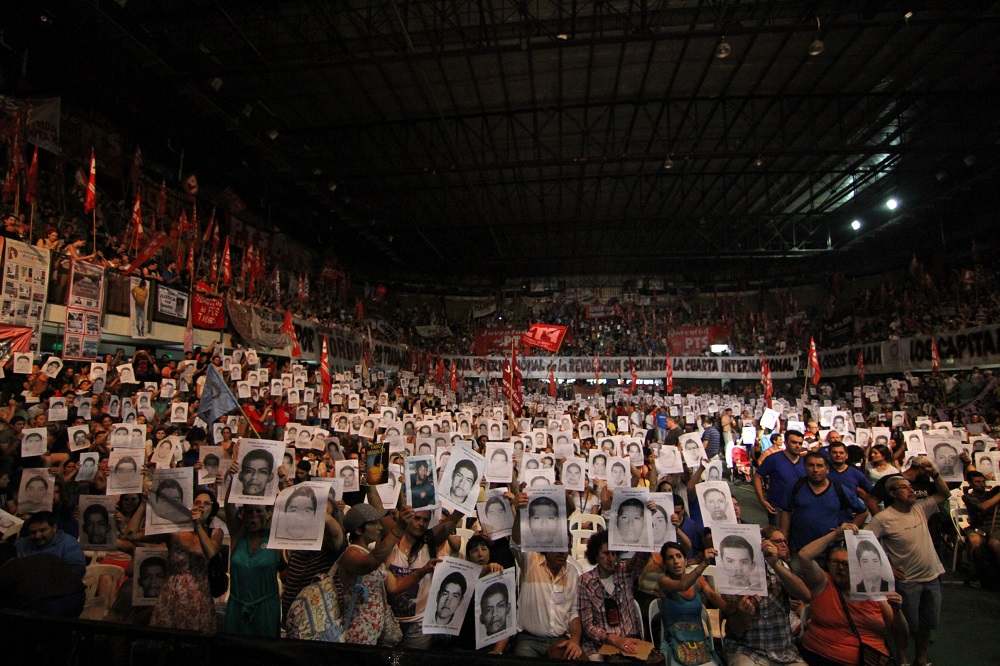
[797,523,907,666]
[656,542,725,666]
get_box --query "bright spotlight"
[886,198,898,210]
[851,220,862,231]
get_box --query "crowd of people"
[1,328,997,666]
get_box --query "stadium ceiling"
[10,1,1000,285]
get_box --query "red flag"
[665,353,674,393]
[521,323,568,352]
[548,365,557,397]
[84,149,97,213]
[209,251,218,283]
[25,145,38,205]
[857,351,865,382]
[627,358,638,395]
[154,180,166,231]
[320,335,331,404]
[282,311,301,358]
[761,357,773,408]
[808,337,821,386]
[129,192,143,246]
[124,232,169,275]
[221,238,231,285]
[435,358,445,385]
[930,336,940,372]
[186,243,195,274]
[450,361,457,392]
[594,354,600,382]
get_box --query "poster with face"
[0,508,24,537]
[146,467,194,535]
[198,446,224,484]
[78,495,118,549]
[561,459,587,492]
[871,427,892,450]
[975,452,999,479]
[484,442,514,483]
[17,470,54,513]
[622,438,644,467]
[609,487,654,553]
[846,530,895,601]
[588,450,609,480]
[169,402,189,424]
[376,464,404,509]
[117,363,136,384]
[655,445,684,476]
[41,356,63,379]
[13,353,33,374]
[902,430,926,455]
[132,547,170,607]
[47,397,67,422]
[107,450,143,495]
[267,482,328,550]
[20,426,48,457]
[696,481,737,528]
[293,426,315,450]
[701,459,724,483]
[714,523,767,596]
[422,556,480,635]
[334,459,360,493]
[228,439,285,505]
[438,444,486,514]
[477,490,514,541]
[679,434,707,469]
[523,467,556,488]
[67,425,91,453]
[854,429,871,450]
[925,432,965,483]
[76,452,100,482]
[605,456,631,490]
[649,491,677,546]
[474,567,517,649]
[520,486,568,553]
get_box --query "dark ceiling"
[8,1,1000,286]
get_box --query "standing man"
[781,452,868,555]
[867,457,950,666]
[826,441,873,501]
[701,416,721,461]
[754,430,806,526]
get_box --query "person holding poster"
[267,483,327,550]
[422,557,479,635]
[797,523,906,666]
[228,439,285,505]
[438,444,486,515]
[713,524,768,596]
[472,567,517,651]
[609,488,654,552]
[518,486,569,553]
[653,540,725,666]
[847,531,894,597]
[219,494,281,636]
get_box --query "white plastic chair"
[80,563,125,620]
[568,511,606,532]
[570,527,595,560]
[454,526,476,557]
[950,506,970,571]
[634,599,645,640]
[648,598,661,648]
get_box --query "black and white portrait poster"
[406,454,438,510]
[78,495,118,550]
[902,430,926,455]
[17,469,54,514]
[609,487,654,553]
[199,446,225,484]
[846,529,895,601]
[0,508,24,538]
[649,491,677,546]
[13,353,33,375]
[267,482,328,551]
[655,444,685,476]
[334,459,360,493]
[132,547,170,607]
[228,438,285,505]
[701,459,724,483]
[713,522,767,596]
[76,452,100,482]
[520,486,568,553]
[522,467,556,488]
[438,443,486,514]
[67,425,91,452]
[170,402,189,424]
[696,481,737,528]
[975,452,999,479]
[924,433,965,483]
[117,362,136,384]
[146,468,194,535]
[474,567,517,649]
[680,433,707,469]
[561,458,588,492]
[477,490,514,541]
[485,442,514,483]
[107,450,144,495]
[20,427,48,457]
[41,356,63,379]
[422,556,479,636]
[605,456,631,490]
[376,464,404,509]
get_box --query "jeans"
[400,621,435,650]
[896,578,942,634]
[512,631,562,658]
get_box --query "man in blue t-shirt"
[781,452,868,553]
[701,417,721,460]
[825,441,873,501]
[754,429,806,526]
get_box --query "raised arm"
[797,522,858,594]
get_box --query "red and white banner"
[521,323,568,353]
[474,327,524,356]
[585,304,622,319]
[192,293,224,329]
[668,325,731,356]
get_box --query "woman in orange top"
[797,523,907,666]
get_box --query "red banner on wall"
[474,327,525,356]
[521,324,568,353]
[668,325,731,355]
[585,304,622,319]
[192,293,224,329]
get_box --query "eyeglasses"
[829,560,850,568]
[768,538,787,544]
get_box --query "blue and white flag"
[198,364,239,425]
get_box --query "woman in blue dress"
[657,542,726,666]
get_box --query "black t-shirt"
[870,472,935,506]
[663,427,683,448]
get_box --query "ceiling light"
[242,104,253,118]
[267,129,279,140]
[663,156,675,170]
[753,155,764,167]
[209,77,223,91]
[715,37,731,59]
[886,198,898,210]
[851,219,862,231]
[328,182,338,192]
[963,154,976,167]
[808,17,824,56]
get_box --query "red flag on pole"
[124,232,169,275]
[202,208,214,245]
[128,193,143,251]
[84,149,97,213]
[186,243,195,274]
[521,323,568,352]
[435,358,445,385]
[548,365,557,397]
[627,358,638,395]
[450,361,457,392]
[665,353,674,393]
[25,145,38,205]
[930,336,940,372]
[320,335,331,404]
[761,356,773,408]
[857,351,865,382]
[221,238,232,285]
[209,251,218,284]
[808,337,821,386]
[282,311,301,358]
[594,354,600,382]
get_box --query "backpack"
[285,558,368,642]
[789,476,854,518]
